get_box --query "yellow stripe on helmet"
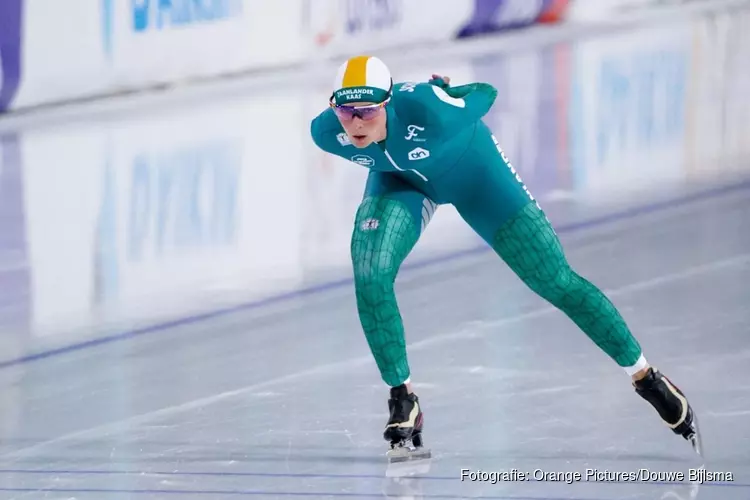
[341,55,370,88]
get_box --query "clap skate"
[383,384,431,464]
[634,367,703,456]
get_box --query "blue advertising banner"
[457,0,567,38]
[0,0,22,113]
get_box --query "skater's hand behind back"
[429,74,450,88]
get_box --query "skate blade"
[386,447,431,463]
[687,413,704,458]
[385,454,432,478]
[688,428,704,458]
[688,432,703,457]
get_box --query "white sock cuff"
[624,354,649,376]
[402,377,411,385]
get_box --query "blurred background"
[0,0,747,357]
[0,1,749,498]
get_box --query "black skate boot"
[384,384,431,463]
[634,367,702,456]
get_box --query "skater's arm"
[428,74,487,100]
[398,80,497,134]
[309,108,342,154]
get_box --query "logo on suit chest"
[405,124,426,142]
[407,147,430,161]
[351,154,375,167]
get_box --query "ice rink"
[1,3,750,499]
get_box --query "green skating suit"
[310,80,643,387]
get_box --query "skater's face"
[331,101,387,148]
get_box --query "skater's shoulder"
[391,82,441,108]
[310,107,341,135]
[392,81,434,95]
[391,81,495,125]
[390,82,446,123]
[310,107,345,150]
[391,80,497,134]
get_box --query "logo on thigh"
[421,199,437,232]
[492,135,537,205]
[361,218,380,231]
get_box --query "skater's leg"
[447,125,699,449]
[351,170,437,388]
[351,171,435,450]
[487,200,699,447]
[447,127,644,372]
[490,202,646,371]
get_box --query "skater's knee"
[522,262,575,306]
[350,197,417,292]
[352,256,398,290]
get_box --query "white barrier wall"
[569,23,692,199]
[303,0,473,58]
[22,90,309,334]
[684,6,750,178]
[9,0,473,112]
[568,0,657,20]
[6,0,735,113]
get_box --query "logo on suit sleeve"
[399,82,417,93]
[407,147,430,161]
[337,133,352,146]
